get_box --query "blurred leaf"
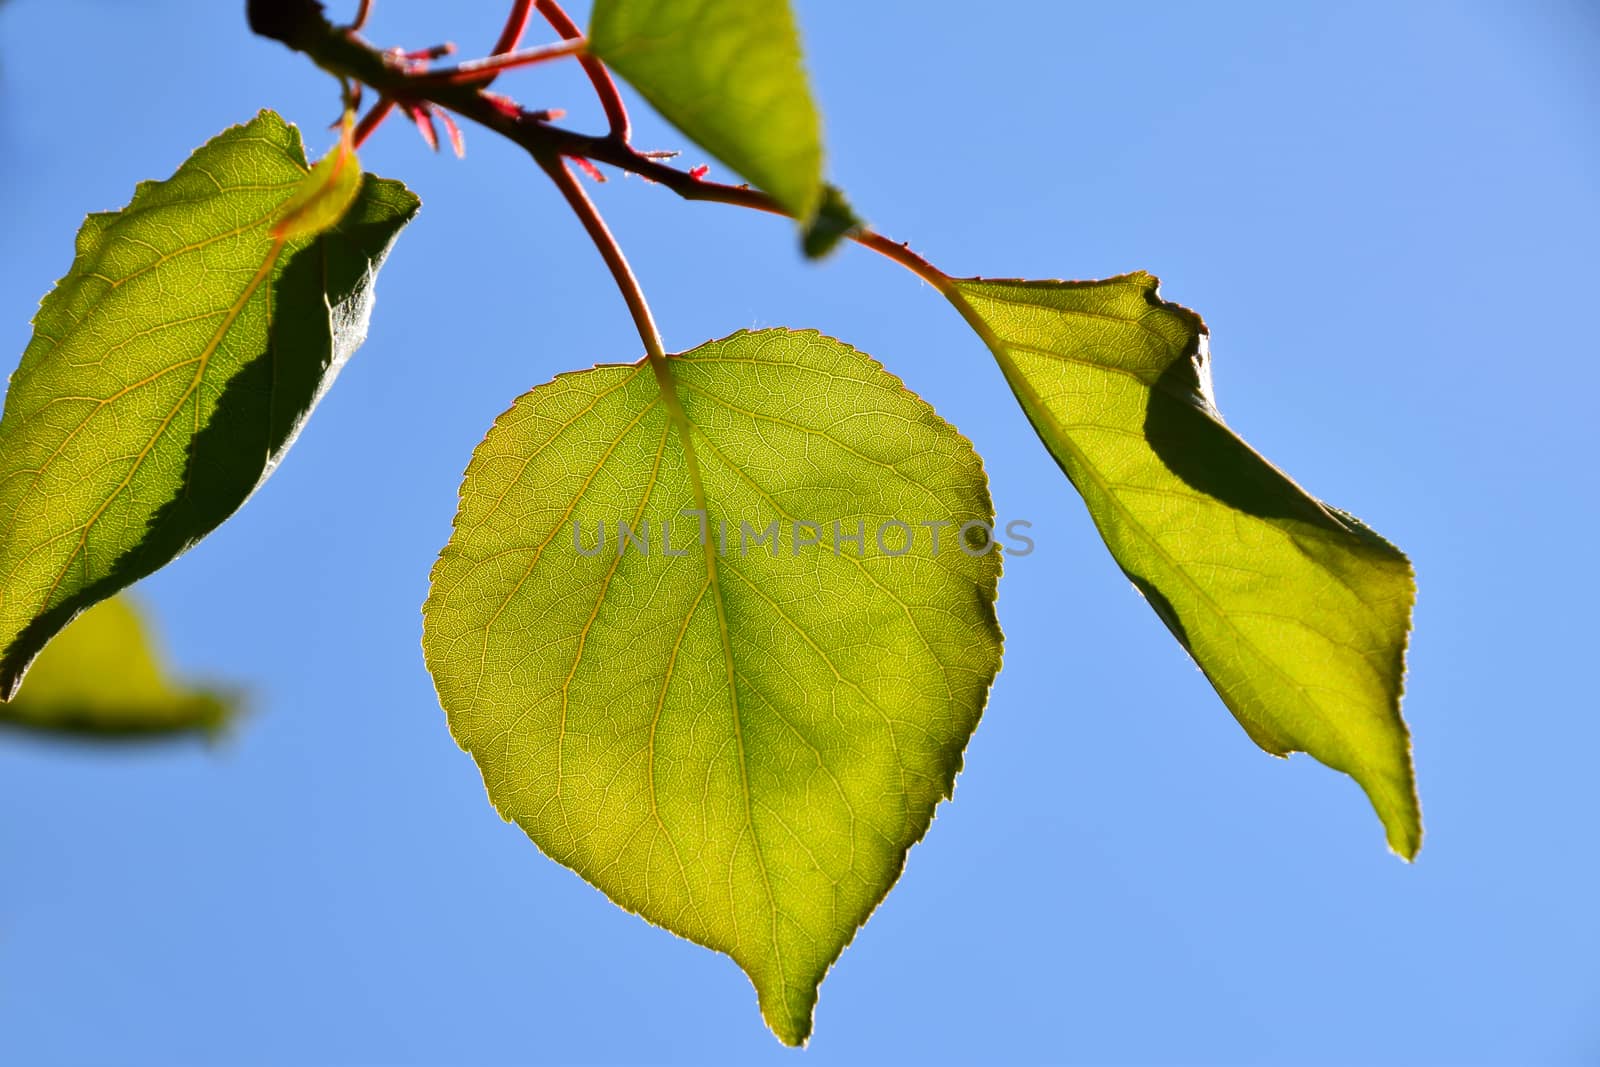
[946,271,1419,857]
[273,112,363,241]
[801,184,861,259]
[423,329,1002,1044]
[0,595,235,740]
[588,0,827,221]
[0,110,418,699]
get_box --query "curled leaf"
[945,272,1419,857]
[273,111,364,240]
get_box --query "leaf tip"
[1378,773,1423,862]
[0,665,23,704]
[751,971,819,1048]
[0,619,59,704]
[800,184,861,259]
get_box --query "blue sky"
[1,1,1596,1063]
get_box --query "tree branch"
[246,0,952,288]
[537,154,666,362]
[533,0,630,142]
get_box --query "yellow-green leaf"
[0,595,235,740]
[423,330,1002,1044]
[801,183,862,259]
[588,0,826,222]
[0,110,418,698]
[946,272,1419,857]
[272,114,363,241]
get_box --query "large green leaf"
[944,272,1419,857]
[423,329,1002,1044]
[0,594,235,740]
[588,0,826,222]
[0,110,418,698]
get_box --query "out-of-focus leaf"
[273,112,363,240]
[0,595,235,740]
[801,184,861,259]
[0,110,418,699]
[423,329,1002,1044]
[945,271,1419,857]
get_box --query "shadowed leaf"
[945,272,1419,857]
[423,329,1002,1044]
[0,110,418,699]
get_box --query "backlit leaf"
[423,329,1002,1044]
[0,110,418,698]
[273,112,363,241]
[588,0,826,222]
[0,595,235,740]
[945,272,1419,857]
[801,184,862,260]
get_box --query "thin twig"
[414,37,585,86]
[491,0,536,56]
[534,0,630,142]
[250,3,948,286]
[536,154,665,361]
[352,97,396,148]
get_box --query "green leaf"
[945,272,1419,857]
[0,110,418,699]
[272,115,363,241]
[0,594,236,740]
[423,329,1002,1045]
[801,184,862,260]
[588,0,827,221]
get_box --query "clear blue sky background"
[1,1,1596,1063]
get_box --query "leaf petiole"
[536,153,664,362]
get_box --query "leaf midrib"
[645,349,790,1000]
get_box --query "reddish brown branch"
[537,155,665,360]
[248,1,949,285]
[414,37,585,86]
[491,0,536,56]
[351,97,396,148]
[533,0,630,142]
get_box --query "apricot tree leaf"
[423,329,1002,1045]
[273,112,363,241]
[0,595,236,740]
[802,184,862,259]
[588,0,827,224]
[945,272,1419,857]
[0,110,418,698]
